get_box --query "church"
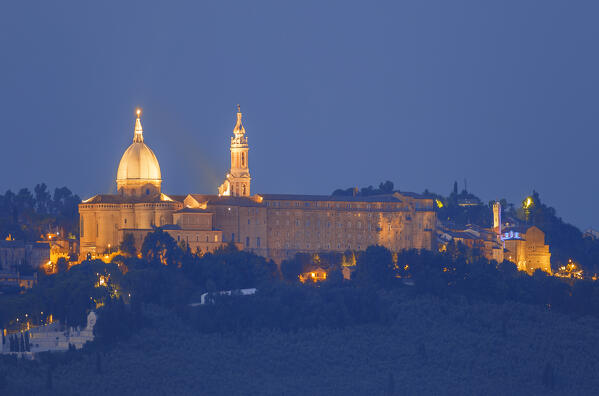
[79,107,437,263]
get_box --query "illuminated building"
[438,202,552,274]
[501,225,551,274]
[299,268,327,283]
[80,107,437,262]
[0,240,49,272]
[79,110,222,257]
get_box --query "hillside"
[2,289,598,395]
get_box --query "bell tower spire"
[218,105,251,197]
[133,109,144,143]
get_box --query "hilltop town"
[1,109,599,394]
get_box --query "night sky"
[1,1,597,228]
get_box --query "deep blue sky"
[1,1,597,229]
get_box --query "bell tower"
[493,201,502,234]
[218,105,251,197]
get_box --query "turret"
[493,201,502,235]
[218,105,251,197]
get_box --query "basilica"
[79,107,437,263]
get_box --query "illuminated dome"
[116,110,162,196]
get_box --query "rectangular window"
[246,237,250,247]
[232,232,235,242]
[257,237,261,247]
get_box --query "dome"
[116,142,161,182]
[116,111,162,196]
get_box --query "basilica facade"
[79,107,437,262]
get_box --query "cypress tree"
[0,369,7,390]
[96,352,102,374]
[386,372,395,395]
[542,362,555,390]
[46,366,53,390]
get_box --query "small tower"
[218,105,251,197]
[493,202,502,233]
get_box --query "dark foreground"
[2,290,598,396]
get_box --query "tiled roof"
[257,193,403,203]
[175,207,214,214]
[188,194,263,207]
[81,193,183,204]
[397,191,435,199]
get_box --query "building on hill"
[500,225,551,274]
[79,106,437,262]
[437,202,551,274]
[583,228,599,240]
[0,240,50,272]
[1,311,97,356]
[437,224,504,263]
[183,191,436,263]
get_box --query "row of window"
[273,211,374,218]
[266,201,392,210]
[176,234,219,243]
[276,242,362,250]
[274,231,374,240]
[273,219,373,230]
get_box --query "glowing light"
[136,109,141,117]
[435,199,443,208]
[523,196,533,209]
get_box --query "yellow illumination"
[523,197,533,209]
[435,199,443,208]
[136,109,141,117]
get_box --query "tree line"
[0,184,80,241]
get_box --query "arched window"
[242,184,246,195]
[80,218,84,237]
[241,152,245,167]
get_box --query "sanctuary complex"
[79,107,437,263]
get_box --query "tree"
[56,257,69,273]
[542,362,555,390]
[96,352,103,374]
[281,256,306,282]
[46,366,53,390]
[386,372,395,396]
[120,233,137,257]
[0,369,7,390]
[378,180,394,194]
[141,228,181,267]
[34,183,52,215]
[353,245,396,288]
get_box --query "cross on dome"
[233,104,245,137]
[134,109,144,143]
